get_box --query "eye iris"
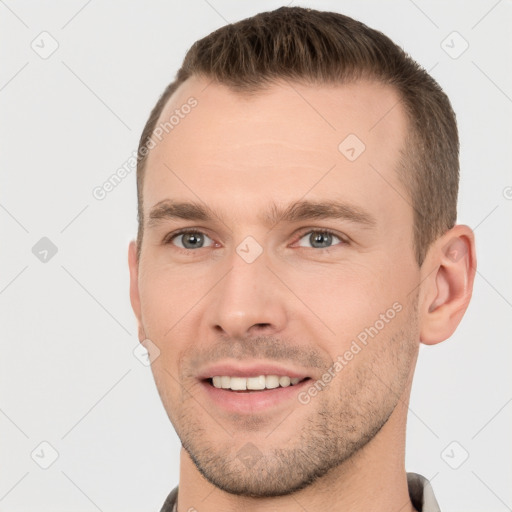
[310,232,332,248]
[182,232,204,249]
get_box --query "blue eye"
[170,230,214,249]
[297,230,343,249]
[164,228,346,251]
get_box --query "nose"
[206,249,288,339]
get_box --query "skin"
[128,76,476,512]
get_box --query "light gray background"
[1,1,511,511]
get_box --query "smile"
[200,376,312,414]
[210,375,305,391]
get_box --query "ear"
[128,240,145,342]
[419,225,476,345]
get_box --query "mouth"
[199,373,313,414]
[196,362,315,413]
[204,375,311,392]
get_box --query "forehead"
[143,76,410,228]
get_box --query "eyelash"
[162,228,217,249]
[163,227,349,251]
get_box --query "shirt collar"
[161,472,441,512]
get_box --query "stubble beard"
[157,297,419,497]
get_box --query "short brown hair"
[136,6,459,266]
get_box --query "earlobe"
[419,225,476,345]
[128,240,145,342]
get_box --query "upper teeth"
[212,375,302,390]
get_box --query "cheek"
[282,260,417,374]
[288,262,403,335]
[138,265,199,345]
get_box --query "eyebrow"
[147,199,377,229]
[263,200,376,228]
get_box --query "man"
[128,6,476,511]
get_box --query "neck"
[175,388,416,512]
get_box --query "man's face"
[130,77,423,496]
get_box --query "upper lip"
[197,361,311,380]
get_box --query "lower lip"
[200,379,311,414]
